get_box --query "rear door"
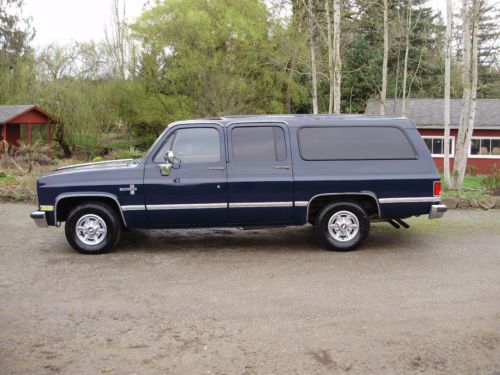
[227,122,294,225]
[143,124,228,227]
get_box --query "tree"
[452,0,481,189]
[380,0,389,114]
[332,0,342,113]
[401,0,413,115]
[325,0,334,113]
[443,0,453,187]
[307,0,319,113]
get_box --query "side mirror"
[160,151,175,176]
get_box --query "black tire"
[65,201,122,254]
[314,202,370,251]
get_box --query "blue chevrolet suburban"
[31,115,447,254]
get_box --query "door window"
[231,126,286,162]
[154,127,221,163]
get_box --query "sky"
[22,0,446,47]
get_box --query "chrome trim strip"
[56,159,133,171]
[294,201,308,207]
[305,192,381,221]
[146,203,227,210]
[121,205,147,211]
[379,197,441,204]
[229,201,293,208]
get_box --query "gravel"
[1,203,499,375]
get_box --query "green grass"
[441,174,485,190]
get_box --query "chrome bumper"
[31,211,48,227]
[429,204,447,219]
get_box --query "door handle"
[208,166,225,171]
[273,165,291,170]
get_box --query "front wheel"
[314,202,370,251]
[65,202,122,254]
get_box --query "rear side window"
[232,126,287,162]
[298,126,416,160]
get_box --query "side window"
[298,126,417,160]
[232,126,287,162]
[154,127,221,163]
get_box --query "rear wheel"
[65,202,122,254]
[314,202,370,251]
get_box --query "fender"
[54,192,128,227]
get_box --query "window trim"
[228,123,289,163]
[468,136,500,159]
[421,136,455,158]
[297,125,418,161]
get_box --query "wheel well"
[56,196,125,225]
[307,194,380,224]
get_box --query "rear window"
[298,126,417,160]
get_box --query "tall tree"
[452,0,481,189]
[332,0,342,113]
[401,0,413,115]
[443,0,453,186]
[325,0,334,113]
[307,0,319,114]
[380,0,389,114]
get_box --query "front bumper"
[31,211,48,227]
[429,204,447,219]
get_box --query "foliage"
[0,0,498,159]
[481,165,500,190]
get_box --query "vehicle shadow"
[115,223,421,255]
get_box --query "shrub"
[0,171,6,178]
[481,165,500,190]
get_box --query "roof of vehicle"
[168,114,414,128]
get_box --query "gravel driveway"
[1,203,499,375]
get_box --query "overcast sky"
[23,0,446,47]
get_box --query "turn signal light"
[433,181,441,196]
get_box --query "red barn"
[365,99,500,175]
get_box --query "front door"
[227,122,294,226]
[144,125,227,228]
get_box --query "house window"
[422,136,454,157]
[469,137,500,158]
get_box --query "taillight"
[433,181,441,196]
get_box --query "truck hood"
[43,159,139,176]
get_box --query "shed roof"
[0,105,57,124]
[364,99,500,129]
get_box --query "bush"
[0,170,6,178]
[481,165,500,190]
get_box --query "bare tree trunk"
[460,0,481,186]
[380,0,389,115]
[443,0,453,187]
[452,0,477,189]
[325,0,334,114]
[308,0,319,114]
[401,0,413,116]
[333,0,342,113]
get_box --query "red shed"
[0,105,58,158]
[365,99,500,175]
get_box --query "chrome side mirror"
[160,151,175,176]
[166,151,175,164]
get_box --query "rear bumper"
[31,211,48,227]
[429,204,447,219]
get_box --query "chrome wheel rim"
[76,214,107,246]
[327,210,359,242]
